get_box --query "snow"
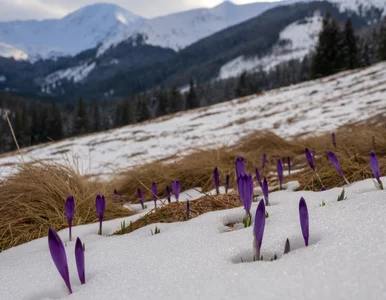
[0,42,28,60]
[1,177,386,299]
[43,62,96,89]
[2,61,386,180]
[218,13,322,79]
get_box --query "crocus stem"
[315,172,324,188]
[99,221,102,235]
[69,225,72,241]
[216,187,219,195]
[343,177,350,185]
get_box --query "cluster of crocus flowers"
[95,195,106,235]
[370,151,383,190]
[277,159,283,190]
[328,152,350,185]
[48,227,85,294]
[238,173,253,227]
[65,196,75,241]
[172,180,180,201]
[152,182,158,208]
[137,187,145,209]
[213,167,220,195]
[253,199,266,261]
[299,197,309,246]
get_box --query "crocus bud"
[277,159,283,189]
[370,151,383,189]
[255,168,263,189]
[299,197,309,247]
[262,177,269,206]
[253,199,266,261]
[235,156,246,179]
[172,180,180,201]
[75,237,85,284]
[213,167,220,195]
[327,152,350,185]
[48,227,72,294]
[65,196,75,241]
[238,173,253,217]
[95,195,106,235]
[152,182,157,208]
[305,148,315,171]
[137,187,145,209]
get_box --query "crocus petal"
[305,148,315,171]
[238,173,253,215]
[277,159,283,188]
[327,152,350,184]
[75,237,85,284]
[48,227,72,294]
[253,199,266,260]
[370,151,381,185]
[152,182,157,201]
[213,167,220,190]
[255,168,263,189]
[95,195,106,221]
[299,197,309,247]
[235,156,246,179]
[262,177,269,206]
[262,153,267,171]
[138,187,144,209]
[65,196,75,241]
[172,180,180,200]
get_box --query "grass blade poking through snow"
[48,227,72,294]
[213,167,220,195]
[186,200,190,220]
[152,182,158,208]
[277,159,283,190]
[262,177,269,206]
[75,237,85,285]
[65,196,75,241]
[95,195,106,235]
[284,238,290,254]
[238,174,253,227]
[137,187,145,209]
[328,152,350,185]
[235,156,246,179]
[253,199,266,261]
[172,180,180,202]
[299,197,309,247]
[370,151,383,190]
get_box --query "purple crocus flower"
[328,152,350,185]
[305,148,315,171]
[95,195,106,235]
[287,157,291,175]
[75,237,85,284]
[186,200,190,219]
[48,227,72,294]
[299,197,309,247]
[137,187,145,209]
[152,182,158,208]
[238,173,254,217]
[225,174,230,194]
[262,153,267,171]
[253,199,266,261]
[172,180,180,201]
[277,159,283,189]
[235,156,246,179]
[213,167,220,195]
[332,132,336,148]
[370,151,382,188]
[65,196,75,241]
[262,177,269,206]
[166,185,171,203]
[255,168,263,189]
[113,189,118,203]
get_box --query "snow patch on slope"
[0,42,28,60]
[218,13,322,79]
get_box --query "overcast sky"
[0,0,268,21]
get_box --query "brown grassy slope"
[0,162,131,251]
[115,124,386,203]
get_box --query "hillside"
[1,61,385,180]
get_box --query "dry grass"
[116,124,386,203]
[116,192,242,235]
[0,161,132,251]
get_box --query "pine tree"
[186,80,199,109]
[137,97,150,122]
[45,104,63,141]
[156,87,168,117]
[168,87,181,113]
[121,100,134,125]
[92,103,101,132]
[235,71,249,97]
[73,98,89,135]
[311,13,343,79]
[341,18,358,70]
[378,25,386,61]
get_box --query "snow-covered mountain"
[0,1,287,60]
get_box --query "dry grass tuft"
[0,161,132,251]
[116,192,242,235]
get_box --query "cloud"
[0,0,270,21]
